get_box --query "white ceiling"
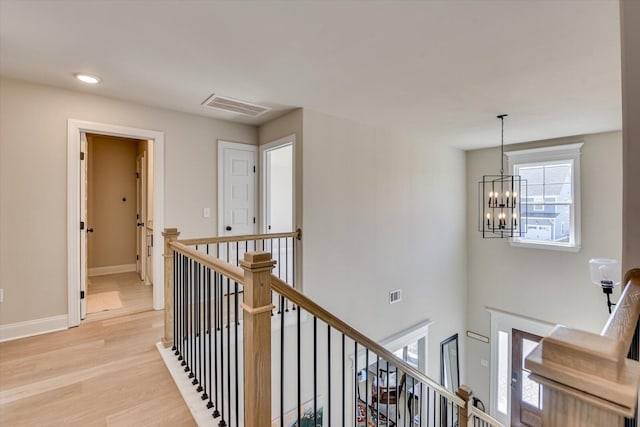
[0,0,622,149]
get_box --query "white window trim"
[487,307,554,425]
[505,143,583,252]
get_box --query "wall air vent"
[201,94,271,117]
[389,289,402,304]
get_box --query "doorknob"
[137,222,144,227]
[225,226,232,231]
[87,228,94,233]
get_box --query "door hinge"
[80,291,85,299]
[253,217,256,224]
[80,152,85,160]
[253,166,256,173]
[136,213,139,220]
[136,172,140,179]
[136,254,139,261]
[80,221,85,230]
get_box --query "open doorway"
[67,119,165,328]
[83,133,154,321]
[260,135,294,234]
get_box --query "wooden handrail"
[270,275,466,406]
[177,229,301,246]
[169,240,245,284]
[468,406,504,426]
[602,268,640,352]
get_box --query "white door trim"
[487,307,554,424]
[217,140,258,236]
[259,134,296,234]
[67,119,165,327]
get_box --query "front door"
[511,329,543,427]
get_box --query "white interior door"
[80,132,88,319]
[218,141,257,237]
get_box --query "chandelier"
[479,114,526,238]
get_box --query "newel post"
[456,385,472,427]
[162,228,180,348]
[240,252,276,427]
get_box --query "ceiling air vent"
[201,94,271,117]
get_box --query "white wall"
[465,131,623,405]
[302,109,467,380]
[0,78,257,325]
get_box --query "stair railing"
[162,227,503,427]
[525,268,640,427]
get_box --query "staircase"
[160,227,639,427]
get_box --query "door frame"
[511,328,543,427]
[135,152,147,281]
[67,119,165,327]
[259,134,296,234]
[488,308,554,424]
[217,140,258,236]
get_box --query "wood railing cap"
[526,336,640,415]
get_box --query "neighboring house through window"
[505,143,583,251]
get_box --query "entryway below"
[85,272,152,322]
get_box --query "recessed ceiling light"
[74,73,101,84]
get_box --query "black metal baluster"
[342,333,345,426]
[327,325,331,427]
[419,383,423,427]
[173,251,178,353]
[203,265,210,402]
[354,342,358,427]
[226,275,231,427]
[189,259,195,380]
[313,316,318,427]
[184,255,190,371]
[181,254,187,367]
[365,350,369,426]
[376,355,380,427]
[386,365,390,423]
[218,271,225,425]
[292,235,296,290]
[280,295,285,427]
[234,280,239,426]
[194,261,200,388]
[297,305,301,425]
[212,271,219,417]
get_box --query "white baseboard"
[88,263,136,277]
[0,315,68,342]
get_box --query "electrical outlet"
[480,359,489,368]
[203,207,210,218]
[0,288,4,303]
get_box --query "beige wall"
[621,0,640,273]
[465,131,623,404]
[0,77,257,325]
[301,109,468,380]
[87,134,138,268]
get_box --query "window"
[505,143,582,251]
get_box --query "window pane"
[522,370,541,408]
[518,165,543,185]
[526,184,544,198]
[544,163,571,185]
[522,204,571,242]
[497,331,509,414]
[522,339,538,369]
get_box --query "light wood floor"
[0,310,196,427]
[86,272,153,322]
